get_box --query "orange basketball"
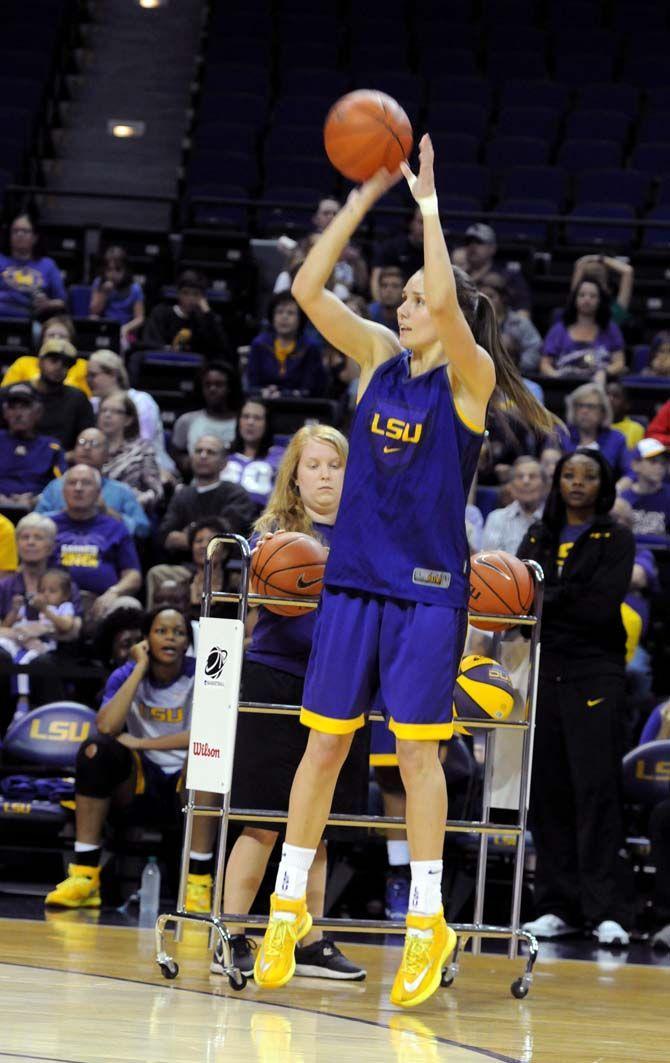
[468,551,534,632]
[250,532,329,616]
[324,89,413,182]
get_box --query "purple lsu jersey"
[324,351,484,608]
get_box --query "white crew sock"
[387,839,411,867]
[275,843,316,901]
[189,850,213,861]
[409,859,443,916]
[74,841,100,853]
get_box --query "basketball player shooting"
[253,134,553,1008]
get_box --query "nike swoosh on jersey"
[404,966,430,993]
[586,698,605,707]
[296,575,322,589]
[383,445,402,453]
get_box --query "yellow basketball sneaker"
[253,893,313,989]
[45,864,101,909]
[185,872,213,913]
[390,910,456,1009]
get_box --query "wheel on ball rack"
[228,969,247,991]
[441,972,454,988]
[159,959,179,980]
[511,977,529,999]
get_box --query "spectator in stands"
[86,350,176,480]
[51,465,142,619]
[540,279,626,378]
[0,212,66,320]
[611,497,657,717]
[170,361,241,476]
[0,567,77,721]
[212,424,366,981]
[620,439,670,542]
[0,514,17,576]
[635,702,670,951]
[220,399,283,512]
[561,383,629,480]
[479,272,542,376]
[97,392,162,511]
[371,206,424,301]
[43,605,214,914]
[141,269,229,357]
[152,579,197,654]
[539,445,563,484]
[367,267,404,333]
[159,434,255,558]
[32,338,95,451]
[482,456,548,553]
[278,198,368,297]
[606,382,644,452]
[642,331,670,379]
[570,254,634,326]
[89,246,145,348]
[0,382,66,509]
[246,292,326,399]
[520,450,634,946]
[1,315,89,396]
[146,516,228,616]
[36,427,150,539]
[0,515,61,611]
[92,604,143,677]
[274,236,348,302]
[452,223,531,314]
[646,399,670,447]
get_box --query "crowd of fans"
[0,198,669,953]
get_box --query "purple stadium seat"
[192,122,259,156]
[614,3,667,29]
[417,47,478,76]
[198,92,268,129]
[631,346,651,372]
[558,138,622,172]
[280,69,350,98]
[429,76,491,108]
[264,155,334,192]
[642,207,670,249]
[638,110,670,144]
[555,53,614,83]
[576,83,640,115]
[68,285,92,318]
[622,56,669,87]
[429,133,480,165]
[439,196,484,225]
[350,41,409,71]
[188,152,260,193]
[486,136,550,170]
[488,51,548,80]
[258,186,323,231]
[436,164,490,203]
[565,110,630,142]
[501,165,567,204]
[565,203,636,246]
[264,124,323,158]
[630,143,670,176]
[496,107,560,140]
[655,178,670,204]
[548,1,603,27]
[494,198,557,242]
[273,96,334,127]
[189,187,251,229]
[487,26,545,51]
[433,102,489,137]
[499,80,569,112]
[575,169,650,210]
[351,73,424,112]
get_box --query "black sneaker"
[210,933,256,976]
[294,938,366,981]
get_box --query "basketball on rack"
[250,532,329,616]
[323,89,413,183]
[468,550,534,632]
[453,654,515,736]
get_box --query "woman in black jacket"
[518,449,635,947]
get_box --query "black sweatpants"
[529,667,629,927]
[649,797,670,928]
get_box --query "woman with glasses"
[560,382,629,480]
[97,392,163,511]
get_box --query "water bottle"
[139,856,161,928]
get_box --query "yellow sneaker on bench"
[390,909,456,1009]
[185,872,213,913]
[253,893,313,989]
[45,864,101,909]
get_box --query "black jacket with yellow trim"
[518,514,635,673]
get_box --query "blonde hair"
[565,382,612,428]
[89,349,129,388]
[255,424,348,536]
[15,513,57,541]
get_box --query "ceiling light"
[108,120,146,138]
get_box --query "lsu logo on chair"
[369,404,426,468]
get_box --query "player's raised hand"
[400,133,435,201]
[347,167,402,212]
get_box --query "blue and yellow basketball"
[453,654,515,736]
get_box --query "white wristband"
[417,193,439,217]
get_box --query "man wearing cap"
[33,338,95,451]
[620,439,670,542]
[0,382,67,509]
[35,427,150,539]
[453,223,532,315]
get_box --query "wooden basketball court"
[0,915,667,1062]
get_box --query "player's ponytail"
[453,266,560,437]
